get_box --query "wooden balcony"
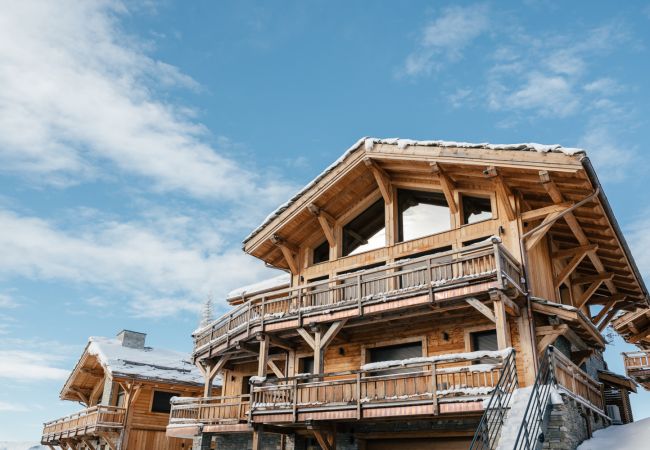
[193,241,523,360]
[249,349,512,424]
[41,405,125,445]
[622,351,650,387]
[167,395,251,436]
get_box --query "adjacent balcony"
[169,349,515,436]
[41,405,125,445]
[622,350,650,387]
[193,240,524,360]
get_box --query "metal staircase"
[469,349,519,450]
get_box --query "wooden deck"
[622,350,650,388]
[41,405,125,445]
[193,241,523,360]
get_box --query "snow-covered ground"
[577,417,650,450]
[0,442,46,450]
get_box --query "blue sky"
[1,0,650,442]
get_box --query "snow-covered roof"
[227,273,291,300]
[86,336,214,386]
[243,137,585,245]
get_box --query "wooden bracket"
[552,244,598,260]
[312,428,336,450]
[521,202,573,222]
[308,204,337,247]
[430,162,457,214]
[466,297,496,323]
[554,248,590,289]
[489,289,520,316]
[267,359,285,378]
[576,275,613,309]
[364,158,392,204]
[270,234,300,274]
[485,166,515,221]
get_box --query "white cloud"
[402,4,490,76]
[578,125,634,182]
[0,401,29,412]
[0,208,280,318]
[0,0,294,205]
[0,294,17,309]
[0,350,70,381]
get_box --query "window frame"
[459,191,497,227]
[149,389,180,415]
[396,187,453,244]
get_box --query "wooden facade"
[168,139,648,449]
[42,330,216,450]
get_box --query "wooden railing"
[622,350,650,374]
[551,348,605,412]
[512,346,606,450]
[250,349,512,421]
[41,405,125,442]
[169,395,250,425]
[194,240,523,355]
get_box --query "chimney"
[116,330,146,349]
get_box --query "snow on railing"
[168,394,251,425]
[249,348,513,421]
[41,405,125,442]
[193,241,523,356]
[622,350,650,373]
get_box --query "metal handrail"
[469,349,519,450]
[511,346,557,450]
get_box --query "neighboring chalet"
[167,138,648,450]
[614,308,650,391]
[42,330,219,450]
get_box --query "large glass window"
[398,189,451,242]
[312,240,329,264]
[342,200,386,256]
[471,329,498,364]
[462,195,492,225]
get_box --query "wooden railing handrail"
[549,346,605,412]
[42,405,125,427]
[193,241,522,353]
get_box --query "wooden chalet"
[168,138,648,450]
[613,308,650,390]
[42,330,219,450]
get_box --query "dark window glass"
[242,376,251,395]
[472,330,498,352]
[299,357,314,374]
[313,240,330,264]
[368,342,422,374]
[398,189,450,242]
[151,391,178,414]
[462,195,492,224]
[471,330,498,364]
[343,200,385,256]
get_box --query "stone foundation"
[541,394,608,450]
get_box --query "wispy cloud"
[0,401,29,412]
[0,1,295,205]
[0,208,278,318]
[0,350,70,381]
[0,294,18,309]
[402,4,490,76]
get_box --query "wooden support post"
[314,327,323,375]
[99,433,117,450]
[267,359,285,378]
[252,425,263,450]
[493,298,511,349]
[270,235,300,274]
[81,439,96,450]
[313,428,336,450]
[525,210,564,251]
[554,249,589,289]
[258,334,270,377]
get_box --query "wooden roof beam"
[574,273,614,285]
[627,327,650,343]
[540,170,618,295]
[525,209,564,251]
[364,158,392,204]
[485,166,516,221]
[430,162,458,214]
[552,244,599,260]
[577,278,608,309]
[521,202,574,222]
[270,234,300,274]
[307,204,336,248]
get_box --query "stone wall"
[541,394,608,450]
